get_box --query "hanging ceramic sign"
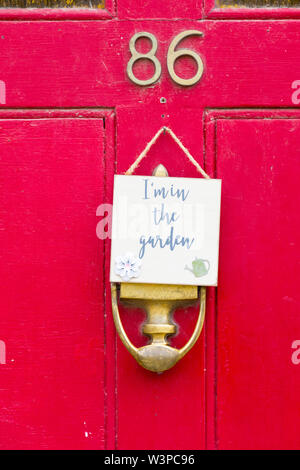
[110,126,221,287]
[110,174,221,286]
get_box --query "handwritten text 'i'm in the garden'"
[139,178,195,259]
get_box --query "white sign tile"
[110,175,221,286]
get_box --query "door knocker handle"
[111,283,206,373]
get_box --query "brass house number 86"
[127,30,204,87]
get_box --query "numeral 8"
[127,32,162,86]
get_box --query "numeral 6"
[126,30,204,87]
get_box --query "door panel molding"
[0,108,116,449]
[204,108,300,449]
[205,0,300,19]
[0,0,115,20]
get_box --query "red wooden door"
[0,0,300,450]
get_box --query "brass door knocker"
[111,282,206,373]
[110,163,207,373]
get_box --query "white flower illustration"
[115,252,142,282]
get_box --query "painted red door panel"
[0,112,114,449]
[0,0,300,451]
[115,107,206,450]
[0,21,299,108]
[117,0,204,19]
[205,112,300,450]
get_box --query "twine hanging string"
[125,126,210,179]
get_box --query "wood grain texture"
[1,11,300,450]
[0,0,113,18]
[0,20,299,107]
[118,0,204,19]
[0,0,104,7]
[0,110,115,449]
[115,107,206,450]
[205,0,300,18]
[204,110,300,449]
[218,0,300,6]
